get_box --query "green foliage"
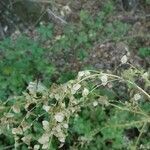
[138,47,150,58]
[0,34,55,100]
[0,5,129,99]
[37,23,53,41]
[104,21,130,40]
[103,1,115,15]
[58,72,76,83]
[77,49,88,61]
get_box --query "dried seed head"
[82,88,89,97]
[38,134,49,144]
[42,105,50,112]
[34,145,40,150]
[12,127,23,135]
[42,121,49,130]
[101,74,108,86]
[121,55,128,64]
[71,84,81,94]
[63,123,69,129]
[12,105,20,113]
[134,94,141,101]
[93,101,98,107]
[54,112,65,122]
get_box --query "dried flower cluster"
[0,68,149,149]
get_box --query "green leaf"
[138,47,150,58]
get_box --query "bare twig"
[28,0,52,3]
[34,9,47,26]
[47,8,67,25]
[0,23,5,39]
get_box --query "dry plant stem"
[48,135,53,149]
[134,122,147,150]
[90,79,119,94]
[47,8,67,25]
[126,79,150,100]
[30,112,47,127]
[34,9,47,26]
[109,103,149,118]
[17,100,43,128]
[81,100,149,118]
[105,74,150,100]
[91,120,148,139]
[28,0,52,3]
[77,73,100,84]
[79,71,150,100]
[3,143,23,150]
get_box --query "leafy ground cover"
[0,0,150,149]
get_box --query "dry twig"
[47,8,67,25]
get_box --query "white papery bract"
[82,88,89,97]
[101,74,108,86]
[54,112,65,123]
[121,55,128,64]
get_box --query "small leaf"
[63,123,69,129]
[71,84,81,94]
[38,134,50,144]
[12,127,23,135]
[42,120,49,130]
[59,137,65,143]
[27,81,47,95]
[134,94,141,101]
[42,105,51,112]
[93,101,98,107]
[21,122,30,132]
[12,105,20,113]
[78,71,85,78]
[34,145,40,150]
[21,135,31,145]
[42,142,49,149]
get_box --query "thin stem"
[109,103,149,117]
[77,73,101,84]
[134,122,147,149]
[89,79,119,94]
[48,135,53,149]
[47,8,67,24]
[91,120,148,139]
[3,143,23,150]
[75,70,150,105]
[126,80,150,100]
